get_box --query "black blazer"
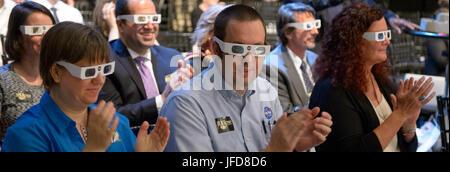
[309,77,418,152]
[99,39,180,126]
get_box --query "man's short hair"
[213,4,267,42]
[277,2,316,46]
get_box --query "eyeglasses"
[363,30,391,42]
[213,37,271,57]
[56,61,115,80]
[117,14,162,24]
[20,25,53,36]
[285,20,321,31]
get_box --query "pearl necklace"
[80,126,88,142]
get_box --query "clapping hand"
[162,60,194,102]
[135,117,170,152]
[390,77,436,124]
[294,107,333,152]
[83,101,119,152]
[264,107,332,152]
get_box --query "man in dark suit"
[99,0,193,127]
[262,2,319,113]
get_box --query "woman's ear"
[50,63,62,84]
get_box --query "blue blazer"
[99,39,180,127]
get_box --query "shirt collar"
[207,63,256,99]
[127,48,151,62]
[286,46,306,67]
[39,92,77,134]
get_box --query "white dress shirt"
[127,48,164,112]
[0,0,15,61]
[286,47,315,95]
[0,0,15,36]
[33,0,84,24]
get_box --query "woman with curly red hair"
[309,3,436,152]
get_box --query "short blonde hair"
[191,4,229,46]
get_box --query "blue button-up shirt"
[1,92,136,152]
[162,67,283,152]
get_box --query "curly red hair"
[314,3,392,93]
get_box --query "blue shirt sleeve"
[161,94,214,152]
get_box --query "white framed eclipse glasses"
[363,30,391,42]
[20,25,53,36]
[56,61,115,80]
[213,37,271,57]
[117,14,161,24]
[285,20,321,31]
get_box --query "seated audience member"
[99,0,193,127]
[309,3,436,152]
[32,0,84,24]
[188,3,228,75]
[0,1,54,143]
[162,4,333,152]
[0,0,16,65]
[262,2,319,113]
[93,0,119,41]
[1,22,170,152]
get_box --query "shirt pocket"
[261,118,273,142]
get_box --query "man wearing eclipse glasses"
[262,2,320,113]
[162,4,332,152]
[99,0,194,127]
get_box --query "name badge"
[16,91,32,103]
[215,116,234,134]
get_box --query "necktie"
[134,56,159,99]
[300,61,314,94]
[50,7,60,23]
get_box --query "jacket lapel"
[280,46,310,105]
[352,77,394,132]
[150,46,167,93]
[111,40,147,98]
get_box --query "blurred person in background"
[93,0,119,41]
[32,0,84,24]
[187,3,228,75]
[0,0,16,66]
[61,0,74,7]
[191,0,224,30]
[424,0,448,76]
